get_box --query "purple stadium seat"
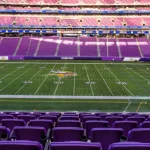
[85,121,108,139]
[82,116,101,126]
[140,121,150,128]
[134,114,149,118]
[0,126,10,139]
[126,117,145,125]
[79,113,92,118]
[60,116,79,121]
[99,114,113,120]
[62,114,79,117]
[50,142,101,150]
[95,113,107,116]
[38,115,58,122]
[47,112,61,118]
[1,119,25,131]
[52,127,84,142]
[110,113,123,116]
[58,120,81,127]
[14,126,46,142]
[126,113,139,116]
[117,114,132,120]
[0,115,14,122]
[80,114,95,121]
[63,113,77,115]
[9,112,24,118]
[0,141,43,150]
[91,128,123,150]
[113,121,138,137]
[145,117,150,121]
[109,142,150,150]
[28,120,53,132]
[128,128,150,142]
[105,117,123,127]
[17,115,36,123]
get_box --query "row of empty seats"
[1,16,150,26]
[1,0,150,4]
[0,36,148,57]
[0,112,149,150]
[0,141,150,150]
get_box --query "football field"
[0,60,150,112]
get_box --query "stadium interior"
[0,0,150,150]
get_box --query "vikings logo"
[49,70,77,78]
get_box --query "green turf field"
[0,61,150,112]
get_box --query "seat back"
[85,121,108,139]
[17,115,36,123]
[29,120,53,132]
[50,142,101,150]
[0,126,10,140]
[14,126,46,142]
[0,115,14,122]
[58,120,81,127]
[91,128,123,150]
[128,128,150,142]
[60,116,79,121]
[38,115,58,122]
[140,121,150,128]
[1,119,25,130]
[82,116,101,127]
[105,117,123,127]
[0,141,43,150]
[52,127,84,142]
[126,117,145,125]
[113,121,138,137]
[109,142,150,150]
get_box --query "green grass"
[0,61,150,111]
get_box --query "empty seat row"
[1,126,150,150]
[1,141,150,150]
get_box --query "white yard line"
[53,64,66,96]
[73,64,76,96]
[15,64,47,94]
[123,99,131,112]
[133,64,150,76]
[84,64,94,96]
[129,67,149,82]
[94,64,114,96]
[104,64,134,96]
[0,63,28,81]
[0,64,37,92]
[122,64,150,95]
[34,64,56,95]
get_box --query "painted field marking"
[15,64,47,94]
[34,64,56,95]
[123,99,131,112]
[0,63,29,81]
[94,64,113,96]
[122,64,150,95]
[136,101,147,112]
[0,64,37,92]
[53,64,66,95]
[84,64,94,96]
[103,64,133,96]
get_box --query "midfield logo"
[49,70,77,79]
